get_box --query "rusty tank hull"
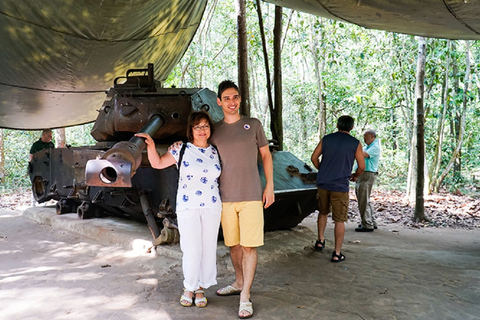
[28,64,318,244]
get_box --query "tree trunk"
[430,40,450,192]
[406,130,416,201]
[236,0,250,117]
[55,128,66,148]
[0,129,4,181]
[310,17,326,139]
[255,0,274,130]
[451,41,462,178]
[197,0,218,87]
[254,1,283,148]
[249,59,263,123]
[435,41,471,191]
[401,85,413,149]
[272,5,283,150]
[413,36,427,222]
[390,108,398,150]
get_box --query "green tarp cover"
[265,0,480,40]
[0,0,207,129]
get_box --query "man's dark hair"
[217,80,239,99]
[337,115,355,132]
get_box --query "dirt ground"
[1,204,479,320]
[2,189,480,229]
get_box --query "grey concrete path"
[0,205,479,320]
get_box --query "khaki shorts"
[316,188,349,222]
[221,201,264,247]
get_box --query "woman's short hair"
[186,111,215,142]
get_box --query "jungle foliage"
[1,0,480,197]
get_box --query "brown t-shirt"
[210,116,269,202]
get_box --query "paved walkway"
[1,206,479,319]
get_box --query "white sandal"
[179,289,193,307]
[216,284,241,296]
[194,289,207,308]
[238,301,253,319]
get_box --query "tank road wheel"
[32,176,48,202]
[56,198,77,215]
[77,201,98,219]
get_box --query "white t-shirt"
[169,142,221,211]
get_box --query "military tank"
[28,64,318,245]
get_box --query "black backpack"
[177,143,187,177]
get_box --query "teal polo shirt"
[364,138,380,172]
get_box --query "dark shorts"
[316,188,349,222]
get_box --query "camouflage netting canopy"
[0,0,207,129]
[265,0,480,41]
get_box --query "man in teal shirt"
[355,129,381,232]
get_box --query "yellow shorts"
[316,188,349,222]
[221,201,264,247]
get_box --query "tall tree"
[309,17,326,138]
[413,36,427,222]
[451,40,462,179]
[254,0,274,131]
[236,0,250,116]
[435,41,471,191]
[445,45,457,179]
[254,1,284,148]
[0,129,4,182]
[429,40,451,192]
[272,5,284,149]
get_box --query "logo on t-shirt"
[243,124,251,130]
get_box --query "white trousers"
[177,207,222,292]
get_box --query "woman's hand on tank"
[135,133,154,146]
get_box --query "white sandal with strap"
[216,284,241,296]
[238,301,253,319]
[180,289,193,307]
[194,289,207,308]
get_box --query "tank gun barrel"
[128,114,164,151]
[85,114,165,187]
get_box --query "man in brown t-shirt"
[210,80,274,319]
